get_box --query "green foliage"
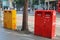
[14,0,24,7]
[33,0,45,5]
[14,0,45,7]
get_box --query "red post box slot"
[45,12,51,16]
[35,11,43,16]
[37,12,42,16]
[45,12,52,18]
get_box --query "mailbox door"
[44,12,52,38]
[34,11,44,36]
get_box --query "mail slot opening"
[37,12,42,16]
[4,11,7,13]
[9,11,11,13]
[45,12,51,17]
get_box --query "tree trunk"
[21,0,29,31]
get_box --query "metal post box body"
[34,10,44,36]
[34,10,56,39]
[3,10,16,30]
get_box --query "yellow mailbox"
[3,10,16,30]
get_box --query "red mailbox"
[57,0,60,12]
[34,10,44,36]
[57,3,60,12]
[58,0,60,1]
[34,10,56,39]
